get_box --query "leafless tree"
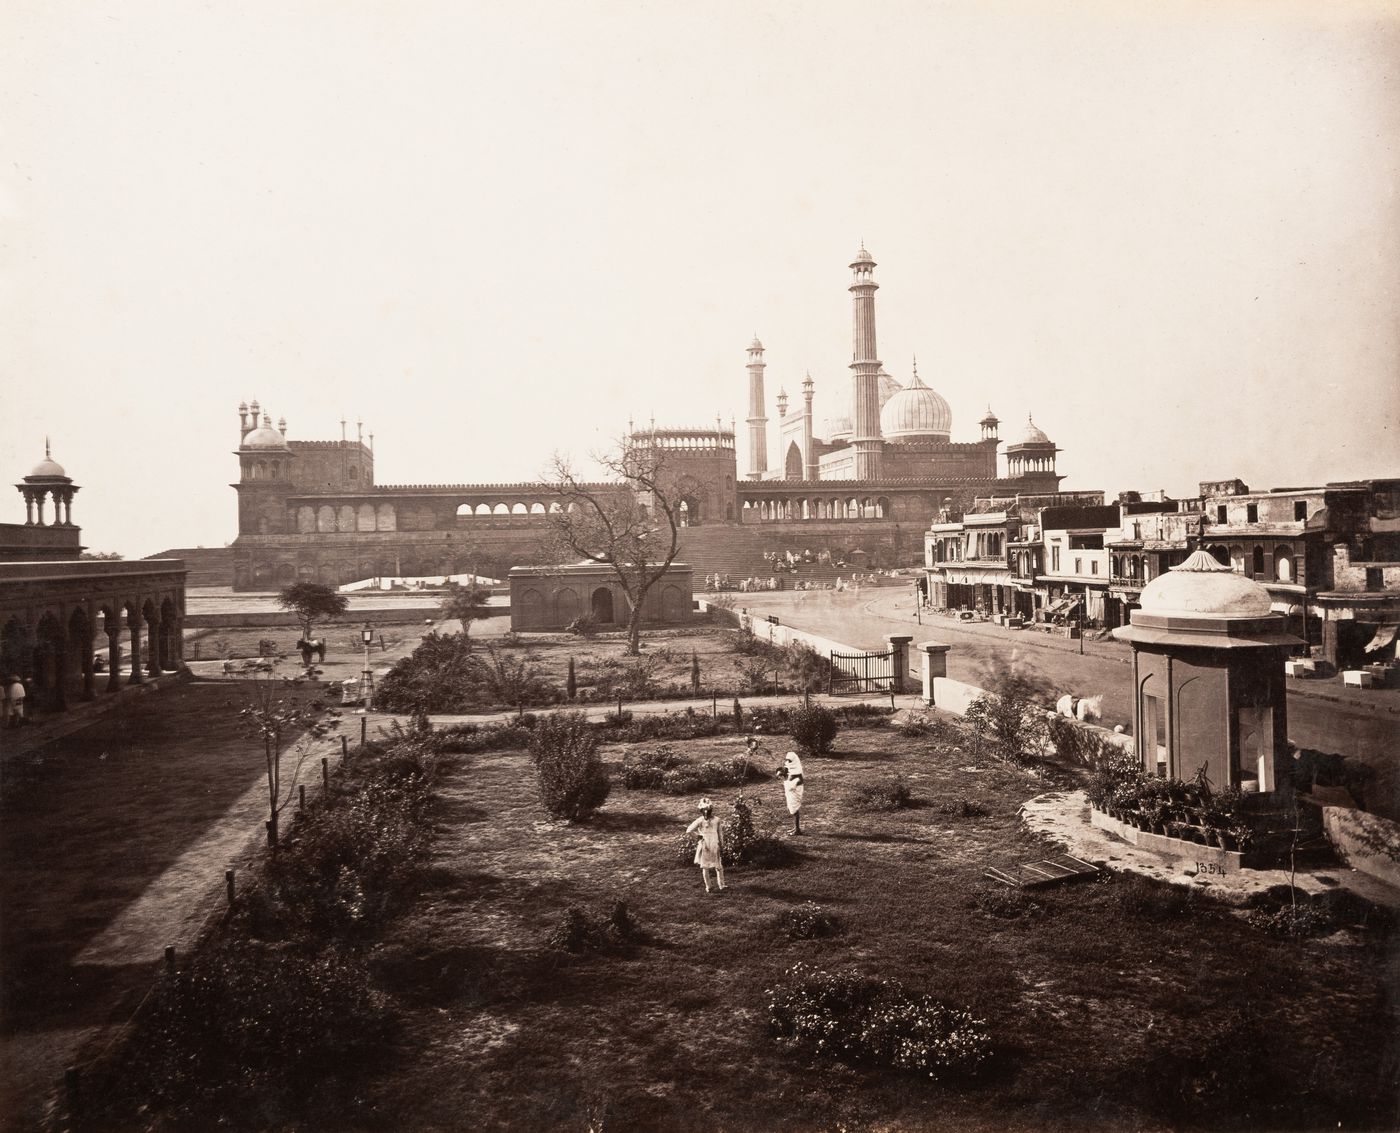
[544,438,682,656]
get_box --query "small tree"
[544,439,683,656]
[277,582,349,643]
[529,712,610,821]
[566,656,577,700]
[235,660,340,848]
[440,580,492,647]
[790,703,839,756]
[691,651,701,693]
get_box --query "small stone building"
[1111,549,1300,795]
[508,562,694,632]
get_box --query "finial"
[45,436,51,459]
[912,354,918,378]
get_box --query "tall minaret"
[745,336,769,479]
[849,245,883,480]
[802,371,817,480]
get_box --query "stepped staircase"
[143,547,234,588]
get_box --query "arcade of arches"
[0,561,186,716]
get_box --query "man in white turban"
[777,751,805,834]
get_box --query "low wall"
[184,608,509,629]
[931,675,984,716]
[1091,807,1245,872]
[1322,807,1400,889]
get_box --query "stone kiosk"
[1111,549,1300,795]
[508,562,694,632]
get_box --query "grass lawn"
[0,678,327,1129]
[355,720,1399,1132]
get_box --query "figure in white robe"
[777,751,805,834]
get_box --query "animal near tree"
[276,582,349,642]
[544,439,682,656]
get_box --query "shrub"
[602,708,634,726]
[899,711,964,747]
[783,901,841,940]
[1045,713,1118,768]
[92,942,394,1126]
[789,703,839,756]
[767,963,992,1080]
[784,642,831,692]
[529,712,611,821]
[428,722,532,753]
[1112,874,1199,922]
[1247,902,1335,938]
[976,884,1042,920]
[853,773,914,811]
[566,657,577,700]
[940,797,989,819]
[964,658,1050,764]
[567,613,598,637]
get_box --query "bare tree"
[544,438,682,656]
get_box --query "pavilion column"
[147,613,163,677]
[106,627,122,693]
[127,613,144,685]
[51,636,68,712]
[80,625,95,700]
[24,492,34,525]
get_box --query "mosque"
[229,246,1072,589]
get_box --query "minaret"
[745,336,769,479]
[801,371,817,480]
[849,245,883,480]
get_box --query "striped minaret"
[745,336,768,479]
[848,245,883,480]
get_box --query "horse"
[1055,693,1103,724]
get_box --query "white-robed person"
[777,750,805,834]
[686,797,726,894]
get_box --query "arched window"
[1251,546,1265,578]
[1275,545,1294,582]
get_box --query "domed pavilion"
[1112,549,1301,795]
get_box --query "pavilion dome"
[1138,549,1274,619]
[880,364,952,440]
[27,453,68,480]
[1015,416,1052,446]
[243,418,290,450]
[851,244,875,265]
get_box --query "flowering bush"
[783,901,841,940]
[767,963,992,1080]
[529,712,610,821]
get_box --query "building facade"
[230,247,1071,589]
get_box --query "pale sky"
[3,1,1398,558]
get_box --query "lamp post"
[360,623,375,709]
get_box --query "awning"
[943,568,1010,586]
[1045,594,1082,616]
[1364,624,1399,654]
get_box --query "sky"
[3,0,1398,558]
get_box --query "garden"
[73,691,1400,1132]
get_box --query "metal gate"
[827,649,894,694]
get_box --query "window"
[1069,534,1103,550]
[1294,500,1308,522]
[1252,546,1265,577]
[1367,567,1383,591]
[1246,503,1259,523]
[1217,505,1227,523]
[1074,558,1082,575]
[1090,560,1098,575]
[1051,545,1061,572]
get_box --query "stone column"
[127,612,144,685]
[884,634,912,694]
[917,641,951,706]
[147,612,163,677]
[106,628,123,693]
[81,626,95,700]
[1320,616,1340,671]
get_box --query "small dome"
[748,335,764,352]
[879,363,952,440]
[1138,549,1274,618]
[243,415,290,450]
[26,441,68,480]
[980,406,999,427]
[851,244,875,265]
[1017,415,1051,445]
[825,415,853,441]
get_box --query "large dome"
[1138,549,1274,618]
[879,365,952,440]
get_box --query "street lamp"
[360,623,375,709]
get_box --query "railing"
[827,649,894,694]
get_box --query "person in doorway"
[0,678,10,728]
[6,675,26,727]
[777,751,805,834]
[686,798,726,894]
